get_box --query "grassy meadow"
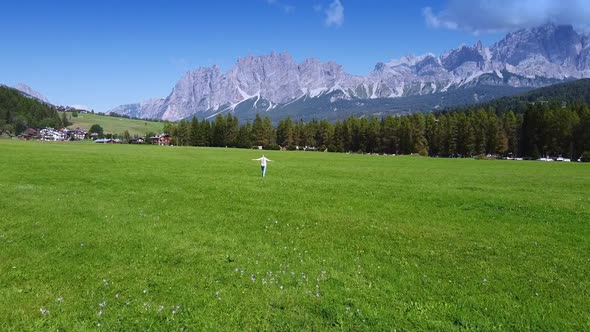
[0,139,589,330]
[64,112,164,136]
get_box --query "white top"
[254,156,272,166]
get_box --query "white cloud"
[325,0,344,28]
[266,0,295,14]
[424,0,590,34]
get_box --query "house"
[39,128,67,141]
[130,137,145,144]
[150,134,173,146]
[18,128,39,140]
[71,128,88,140]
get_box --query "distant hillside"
[66,112,164,136]
[447,79,590,114]
[0,85,62,135]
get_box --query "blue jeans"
[261,165,266,177]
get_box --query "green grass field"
[1,140,589,331]
[64,112,164,136]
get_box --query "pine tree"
[190,117,200,146]
[61,112,71,127]
[410,114,428,156]
[424,113,437,156]
[225,114,239,147]
[199,119,212,146]
[212,114,227,146]
[262,116,275,146]
[236,122,252,148]
[365,116,381,153]
[277,117,294,147]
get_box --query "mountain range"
[110,23,590,122]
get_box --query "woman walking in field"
[252,155,272,177]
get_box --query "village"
[17,127,173,145]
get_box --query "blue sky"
[1,0,588,111]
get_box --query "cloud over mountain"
[325,0,344,27]
[423,0,590,33]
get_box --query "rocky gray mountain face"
[112,23,590,121]
[14,83,50,103]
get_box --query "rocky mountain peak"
[493,23,581,66]
[14,83,49,103]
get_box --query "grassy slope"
[65,112,164,136]
[0,140,589,330]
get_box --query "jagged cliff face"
[112,23,590,121]
[14,83,50,103]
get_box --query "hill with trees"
[446,79,590,115]
[0,85,65,135]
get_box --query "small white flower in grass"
[279,285,284,290]
[98,310,103,317]
[56,297,63,303]
[250,274,256,282]
[172,310,177,315]
[80,243,85,247]
[234,267,239,273]
[40,308,49,315]
[346,306,351,312]
[97,323,101,328]
[143,289,148,294]
[159,305,164,312]
[115,293,119,299]
[99,301,106,308]
[482,278,488,284]
[316,292,321,297]
[535,292,540,296]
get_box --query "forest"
[166,102,590,159]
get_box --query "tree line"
[165,102,590,159]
